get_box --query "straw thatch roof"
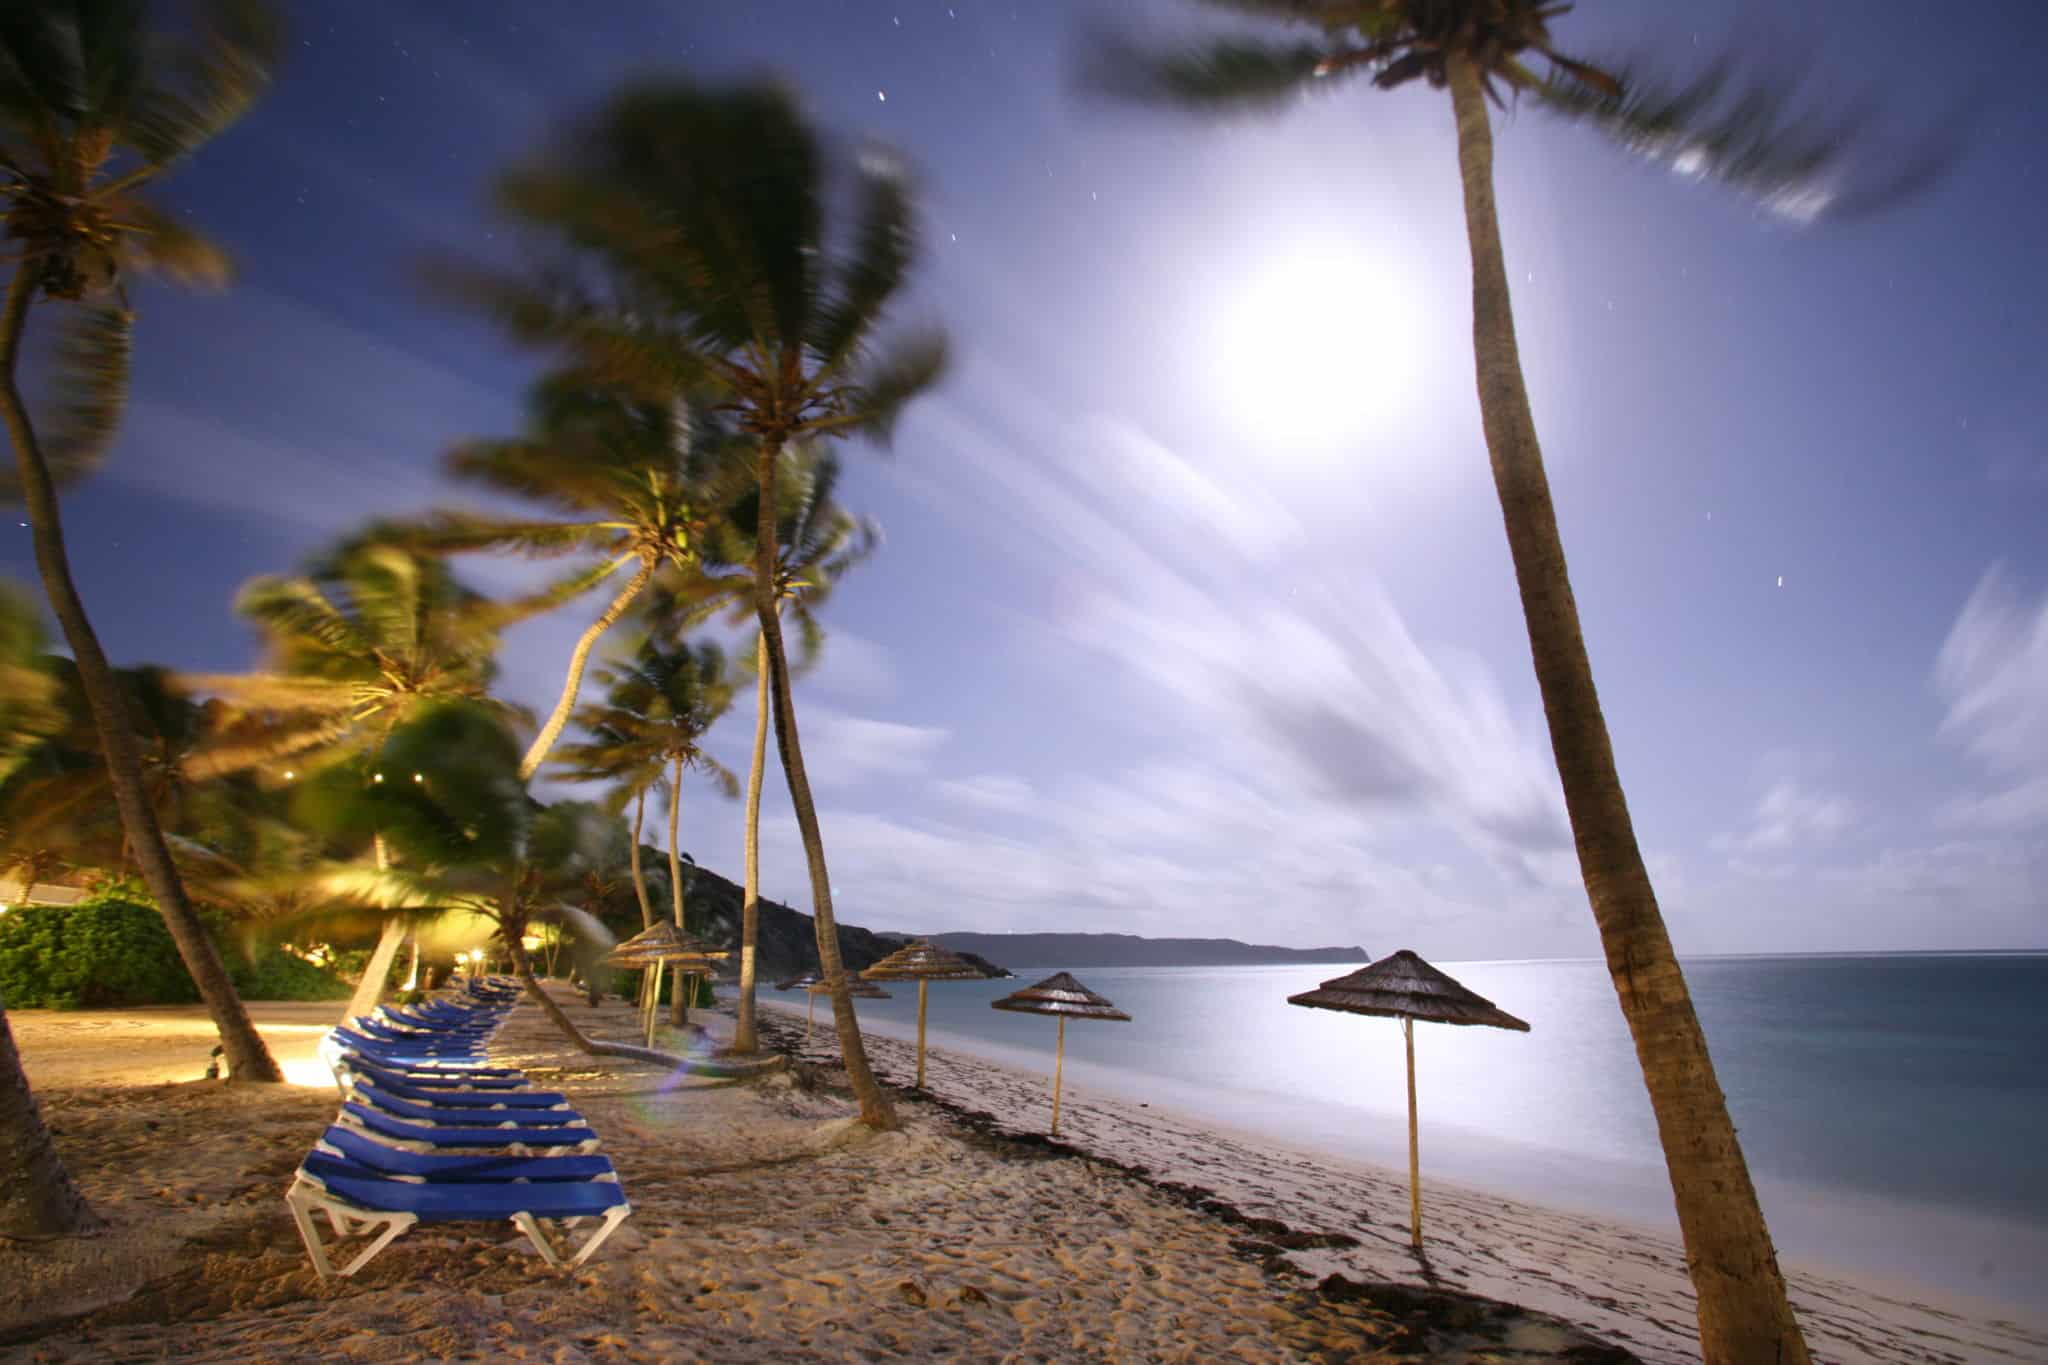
[602,922,733,968]
[773,969,890,997]
[860,940,988,981]
[1288,950,1530,1031]
[992,972,1131,1021]
[812,978,892,999]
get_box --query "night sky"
[7,1,2045,957]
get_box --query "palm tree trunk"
[506,928,599,1054]
[0,266,280,1084]
[342,834,403,1025]
[667,752,689,1027]
[517,554,658,781]
[0,1000,101,1239]
[629,787,656,929]
[1444,56,1808,1364]
[732,636,771,1055]
[754,440,896,1129]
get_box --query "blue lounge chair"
[342,1057,530,1091]
[350,1019,489,1049]
[340,1068,573,1111]
[327,1028,502,1065]
[315,1125,613,1182]
[287,1152,630,1277]
[348,1084,587,1129]
[336,1101,601,1153]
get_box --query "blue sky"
[5,1,2045,958]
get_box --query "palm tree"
[181,539,531,1019]
[0,574,97,1238]
[551,697,666,933]
[439,81,945,1129]
[658,448,877,1054]
[0,0,284,1082]
[589,634,741,1019]
[408,373,748,782]
[1076,5,1926,1358]
[298,702,654,1058]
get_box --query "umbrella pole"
[1404,1016,1421,1248]
[1051,1015,1065,1136]
[916,979,929,1089]
[807,989,816,1041]
[647,961,665,1049]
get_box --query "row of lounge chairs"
[286,977,633,1278]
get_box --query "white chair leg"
[286,1180,336,1280]
[286,1179,419,1280]
[568,1204,632,1268]
[509,1204,631,1270]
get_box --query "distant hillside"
[659,864,1009,981]
[643,861,1346,979]
[919,931,1366,969]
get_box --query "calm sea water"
[816,954,2048,1305]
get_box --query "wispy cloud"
[1715,778,1858,853]
[936,773,1037,815]
[797,708,948,789]
[1936,566,2048,830]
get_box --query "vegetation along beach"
[3,2,2044,1362]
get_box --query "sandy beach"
[0,989,2039,1363]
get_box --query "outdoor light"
[282,769,295,780]
[520,935,541,951]
[412,772,424,783]
[372,772,385,783]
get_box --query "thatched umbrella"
[1288,950,1529,1249]
[774,970,890,1040]
[860,940,988,1088]
[991,972,1130,1136]
[604,923,731,1048]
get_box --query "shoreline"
[763,995,2048,1364]
[775,992,2048,1309]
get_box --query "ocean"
[815,953,2048,1309]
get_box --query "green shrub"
[225,944,351,1002]
[0,893,350,1009]
[0,896,196,1009]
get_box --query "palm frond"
[1538,51,1967,222]
[397,509,615,559]
[1075,28,1341,111]
[111,199,232,287]
[839,327,947,445]
[123,0,281,167]
[31,304,132,489]
[422,258,719,400]
[234,575,373,657]
[809,146,916,372]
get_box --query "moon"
[1208,240,1424,457]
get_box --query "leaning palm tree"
[0,575,97,1238]
[551,699,667,933]
[408,373,749,782]
[657,448,878,1054]
[299,702,661,1058]
[0,0,284,1082]
[181,539,530,1019]
[1078,5,1925,1358]
[437,81,944,1129]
